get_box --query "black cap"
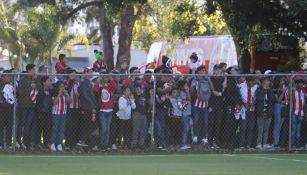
[59,54,66,60]
[213,64,222,70]
[26,64,36,71]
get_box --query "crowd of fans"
[0,52,307,152]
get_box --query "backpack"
[197,79,211,101]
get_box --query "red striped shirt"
[292,89,305,116]
[52,95,67,115]
[30,89,38,104]
[69,82,80,109]
[194,99,209,108]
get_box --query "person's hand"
[63,90,69,96]
[161,95,166,102]
[58,89,63,96]
[213,91,219,96]
[184,84,189,92]
[91,113,96,122]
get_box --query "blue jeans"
[51,115,67,145]
[193,107,208,139]
[240,111,255,147]
[291,114,304,147]
[17,108,34,146]
[181,115,191,146]
[155,109,168,147]
[99,111,113,147]
[273,104,286,145]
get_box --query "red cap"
[296,70,305,74]
[83,67,92,74]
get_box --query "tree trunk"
[232,35,251,73]
[48,50,52,73]
[116,4,138,71]
[99,4,114,71]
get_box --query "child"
[94,71,117,149]
[189,53,202,74]
[93,50,108,72]
[117,86,136,149]
[131,85,147,149]
[255,77,275,149]
[291,79,305,148]
[37,76,53,149]
[50,81,71,152]
[178,79,192,150]
[168,88,183,147]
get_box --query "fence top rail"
[0,72,307,77]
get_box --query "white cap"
[264,70,272,75]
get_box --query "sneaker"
[57,144,63,152]
[263,144,273,149]
[15,142,21,149]
[202,138,208,145]
[180,145,189,150]
[50,144,56,152]
[256,144,262,149]
[91,146,99,152]
[193,136,198,144]
[186,145,192,149]
[21,143,27,150]
[0,146,3,150]
[111,144,117,150]
[77,141,88,147]
[211,143,220,149]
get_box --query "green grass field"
[0,153,307,175]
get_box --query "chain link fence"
[0,72,307,152]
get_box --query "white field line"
[224,154,307,163]
[0,154,307,164]
[0,154,218,159]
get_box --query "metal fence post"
[12,74,17,152]
[150,74,157,147]
[288,75,293,151]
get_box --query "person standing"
[223,66,242,150]
[191,66,211,145]
[65,71,82,149]
[0,70,15,149]
[239,77,258,149]
[78,68,99,149]
[208,64,227,148]
[116,86,136,149]
[94,71,117,149]
[255,77,275,149]
[17,64,41,149]
[291,79,305,148]
[50,81,71,151]
[131,85,148,150]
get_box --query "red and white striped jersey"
[30,89,38,104]
[69,82,80,109]
[194,99,209,108]
[52,95,68,115]
[292,89,305,116]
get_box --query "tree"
[0,2,25,69]
[206,0,307,72]
[132,0,228,51]
[1,2,88,70]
